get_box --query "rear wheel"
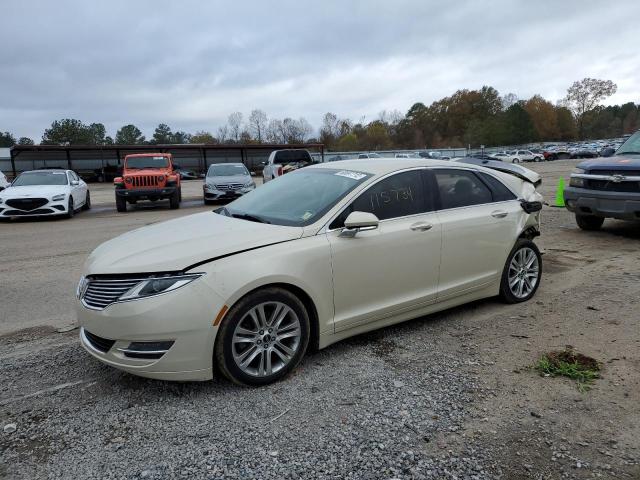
[512,158,520,163]
[116,195,127,212]
[82,191,91,210]
[215,287,310,386]
[499,239,542,303]
[534,156,542,162]
[575,214,604,231]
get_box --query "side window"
[330,170,427,229]
[477,172,517,202]
[434,169,493,209]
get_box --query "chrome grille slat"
[82,278,142,309]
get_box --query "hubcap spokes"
[508,247,539,299]
[232,301,301,377]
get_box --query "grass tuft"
[534,347,600,392]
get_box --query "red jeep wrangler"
[114,153,181,212]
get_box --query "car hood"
[578,155,640,171]
[205,174,250,184]
[85,211,303,275]
[124,168,171,176]
[1,185,69,198]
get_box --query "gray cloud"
[1,0,638,140]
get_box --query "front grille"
[4,208,54,216]
[84,329,116,353]
[588,170,640,176]
[215,183,244,191]
[586,179,640,193]
[132,176,161,187]
[82,278,143,309]
[6,198,48,211]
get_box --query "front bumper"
[0,201,68,217]
[76,278,225,381]
[564,186,640,220]
[116,186,177,200]
[203,185,254,200]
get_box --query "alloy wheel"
[231,301,302,377]
[508,247,539,299]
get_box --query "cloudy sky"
[1,0,639,140]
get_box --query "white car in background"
[76,158,543,386]
[504,150,543,163]
[0,171,10,190]
[0,169,90,219]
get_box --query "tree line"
[1,78,636,150]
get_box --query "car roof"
[310,158,455,175]
[22,169,70,173]
[209,162,245,167]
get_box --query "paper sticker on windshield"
[50,172,66,174]
[153,156,166,160]
[335,170,367,180]
[301,211,313,220]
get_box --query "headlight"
[244,181,256,188]
[570,177,585,187]
[52,194,66,202]
[118,274,203,301]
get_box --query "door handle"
[491,210,508,218]
[410,222,433,231]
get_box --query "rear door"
[432,168,520,300]
[327,169,442,331]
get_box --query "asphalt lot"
[1,161,639,479]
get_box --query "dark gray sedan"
[203,163,256,204]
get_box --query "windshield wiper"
[230,212,270,224]
[617,151,640,155]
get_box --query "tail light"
[277,166,283,176]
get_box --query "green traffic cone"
[554,177,565,207]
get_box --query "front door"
[326,169,442,332]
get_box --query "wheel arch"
[222,282,321,352]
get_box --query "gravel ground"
[1,160,639,479]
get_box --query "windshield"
[616,131,640,155]
[126,156,170,169]
[12,171,68,186]
[222,168,371,226]
[208,164,249,177]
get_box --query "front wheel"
[499,239,542,304]
[534,156,542,162]
[575,214,604,231]
[169,189,180,209]
[65,197,75,219]
[512,158,520,163]
[82,191,91,210]
[115,195,127,212]
[214,288,310,386]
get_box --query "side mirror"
[340,211,379,237]
[260,161,267,166]
[71,180,80,186]
[601,147,615,157]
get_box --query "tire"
[169,189,180,209]
[534,156,542,162]
[512,158,520,164]
[178,187,182,202]
[65,197,75,219]
[499,239,542,304]
[204,198,214,205]
[214,287,310,386]
[575,214,604,231]
[116,195,127,213]
[82,191,91,210]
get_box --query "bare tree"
[248,109,268,143]
[501,93,519,110]
[563,78,617,137]
[266,119,284,143]
[217,125,229,143]
[227,112,243,142]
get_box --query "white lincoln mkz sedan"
[77,159,543,385]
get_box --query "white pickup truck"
[262,149,314,183]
